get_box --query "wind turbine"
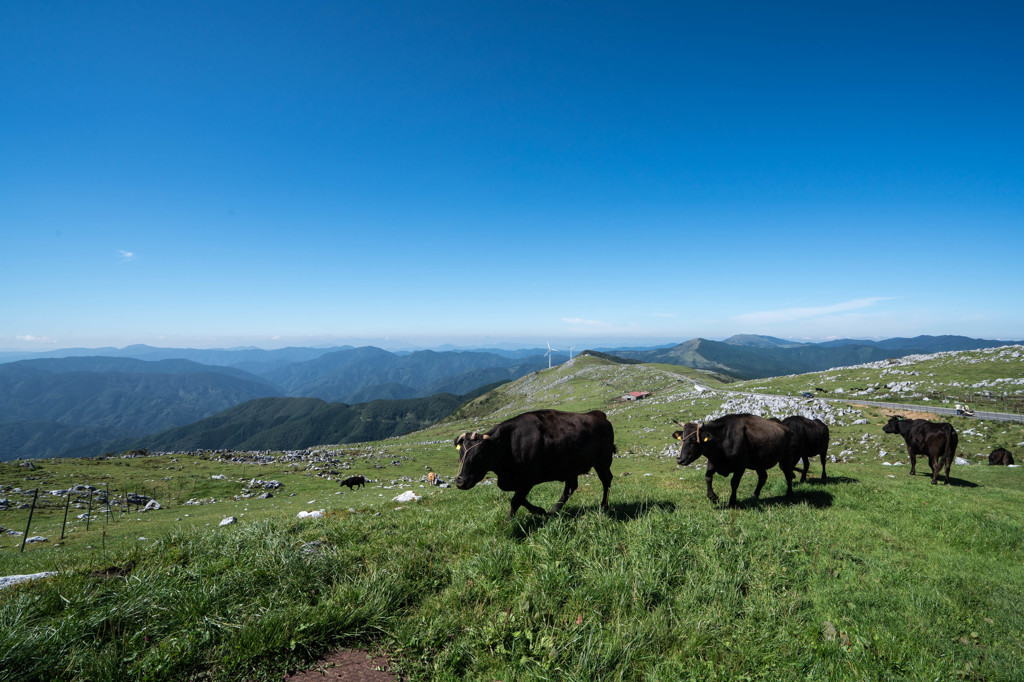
[568,345,576,360]
[545,341,559,369]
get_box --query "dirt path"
[285,649,401,682]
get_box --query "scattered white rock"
[296,509,325,519]
[211,474,227,480]
[392,491,422,503]
[138,537,148,541]
[143,500,161,511]
[25,536,47,543]
[955,457,970,466]
[0,572,57,590]
[218,516,237,526]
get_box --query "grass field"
[2,352,1023,680]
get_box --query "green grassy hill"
[2,349,1023,681]
[734,344,1024,417]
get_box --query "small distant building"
[622,391,651,401]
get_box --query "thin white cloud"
[118,250,135,263]
[731,297,893,325]
[562,317,607,327]
[16,334,57,344]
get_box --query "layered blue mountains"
[1,335,1018,460]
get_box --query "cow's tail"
[611,443,618,455]
[943,425,956,472]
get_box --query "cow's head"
[454,431,493,489]
[882,416,903,434]
[673,422,707,465]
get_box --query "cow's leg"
[750,468,768,500]
[704,466,719,505]
[728,470,746,507]
[943,451,952,485]
[930,454,941,485]
[781,463,795,497]
[509,488,544,517]
[595,466,613,509]
[550,477,578,513]
[799,456,809,483]
[908,448,916,475]
[819,453,828,480]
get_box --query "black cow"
[882,416,958,484]
[780,415,830,482]
[339,475,367,490]
[989,448,1015,466]
[454,409,615,518]
[674,413,796,506]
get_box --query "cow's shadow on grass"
[899,472,979,488]
[727,488,835,510]
[504,499,678,538]
[801,475,858,486]
[606,499,677,521]
[934,476,979,488]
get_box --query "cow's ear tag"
[702,436,709,442]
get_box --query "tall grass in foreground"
[2,465,1023,681]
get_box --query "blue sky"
[2,1,1022,351]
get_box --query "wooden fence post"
[60,490,71,540]
[20,489,39,553]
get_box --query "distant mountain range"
[2,334,1019,460]
[0,357,281,459]
[0,347,550,459]
[609,334,1021,379]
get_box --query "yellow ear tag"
[702,436,709,442]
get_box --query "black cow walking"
[454,409,616,518]
[674,413,796,506]
[882,416,958,485]
[780,415,830,482]
[339,475,367,490]
[989,448,1015,466]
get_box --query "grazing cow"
[882,416,958,484]
[454,409,615,518]
[427,471,439,485]
[989,448,1015,466]
[674,413,796,506]
[780,416,830,482]
[339,475,367,490]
